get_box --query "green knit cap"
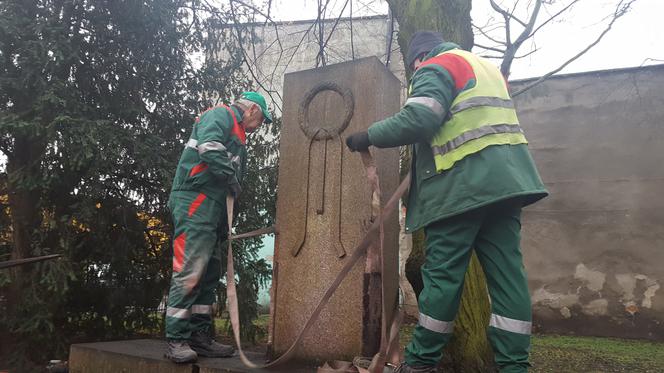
[240,91,272,124]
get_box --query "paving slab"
[69,339,316,373]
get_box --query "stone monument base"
[69,339,314,373]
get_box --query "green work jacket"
[367,42,548,232]
[169,105,248,206]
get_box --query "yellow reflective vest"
[417,49,528,172]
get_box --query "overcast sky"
[1,1,659,170]
[267,0,662,79]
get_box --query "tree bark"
[387,0,473,56]
[6,132,46,310]
[387,1,494,371]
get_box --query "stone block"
[270,57,402,362]
[69,339,192,373]
[69,339,313,373]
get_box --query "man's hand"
[345,131,371,152]
[228,180,242,198]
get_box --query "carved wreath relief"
[291,82,355,258]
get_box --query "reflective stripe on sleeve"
[166,306,191,319]
[186,138,198,149]
[418,312,454,334]
[431,123,523,156]
[450,96,514,115]
[405,97,445,118]
[489,313,532,335]
[192,304,213,315]
[197,141,227,155]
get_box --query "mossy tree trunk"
[388,1,494,371]
[387,0,474,53]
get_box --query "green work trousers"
[405,198,532,372]
[165,191,227,340]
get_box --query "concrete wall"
[225,16,664,340]
[219,15,405,114]
[512,65,664,340]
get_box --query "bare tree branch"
[281,18,320,72]
[317,0,326,67]
[481,54,507,59]
[490,0,513,45]
[641,57,664,65]
[514,47,540,59]
[513,0,637,97]
[475,43,507,54]
[350,0,355,59]
[501,0,542,78]
[472,22,507,46]
[507,0,529,28]
[385,7,395,66]
[230,0,273,22]
[319,0,351,65]
[489,0,511,19]
[530,0,581,38]
[266,0,273,23]
[225,0,283,111]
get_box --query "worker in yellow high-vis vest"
[346,31,548,373]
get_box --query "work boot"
[165,339,198,363]
[190,328,235,358]
[392,362,437,373]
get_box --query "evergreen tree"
[0,1,276,370]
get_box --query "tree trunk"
[387,0,473,55]
[6,133,46,310]
[387,1,494,371]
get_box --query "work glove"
[228,178,242,199]
[345,131,371,152]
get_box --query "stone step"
[69,339,316,373]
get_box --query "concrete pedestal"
[270,57,402,362]
[69,339,314,373]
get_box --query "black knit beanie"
[406,31,445,69]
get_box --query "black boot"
[190,328,235,358]
[165,339,198,363]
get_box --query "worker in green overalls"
[165,92,272,363]
[346,31,548,373]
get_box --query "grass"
[217,318,664,372]
[213,314,270,351]
[530,334,664,373]
[401,323,664,372]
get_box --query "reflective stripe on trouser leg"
[190,223,225,333]
[418,313,454,334]
[489,312,532,372]
[474,199,531,373]
[166,191,224,340]
[405,210,484,367]
[490,314,531,335]
[166,306,191,319]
